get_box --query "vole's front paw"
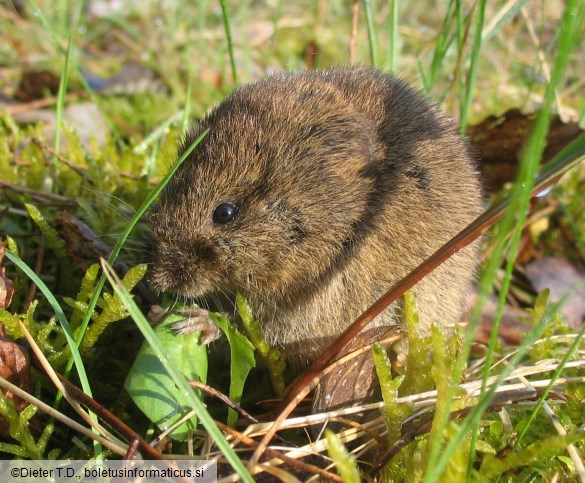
[173,306,222,345]
[147,304,168,324]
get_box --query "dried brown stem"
[249,331,402,467]
[5,94,78,115]
[189,380,259,424]
[31,138,90,181]
[0,180,77,207]
[217,421,342,481]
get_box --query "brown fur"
[148,67,483,366]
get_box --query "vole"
[148,66,483,367]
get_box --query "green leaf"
[5,236,19,257]
[210,311,255,427]
[125,312,208,442]
[0,395,42,459]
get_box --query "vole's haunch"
[149,67,483,366]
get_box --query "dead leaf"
[468,109,583,193]
[313,326,402,414]
[14,70,60,102]
[525,257,585,329]
[0,242,14,310]
[476,308,531,347]
[0,324,32,435]
[54,211,156,304]
[54,211,119,270]
[462,291,531,346]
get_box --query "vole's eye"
[212,202,239,224]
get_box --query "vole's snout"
[147,266,172,293]
[147,249,185,294]
[147,232,225,298]
[148,260,198,297]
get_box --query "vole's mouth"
[148,266,215,299]
[166,284,209,299]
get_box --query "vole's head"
[148,73,379,301]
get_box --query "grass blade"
[386,0,399,72]
[482,0,533,42]
[458,0,487,134]
[363,0,378,66]
[219,0,238,84]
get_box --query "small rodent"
[148,66,483,367]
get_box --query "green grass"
[0,0,584,480]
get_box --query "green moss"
[399,291,435,395]
[373,342,410,441]
[481,431,585,479]
[79,264,147,352]
[236,292,285,397]
[0,397,46,459]
[326,430,362,483]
